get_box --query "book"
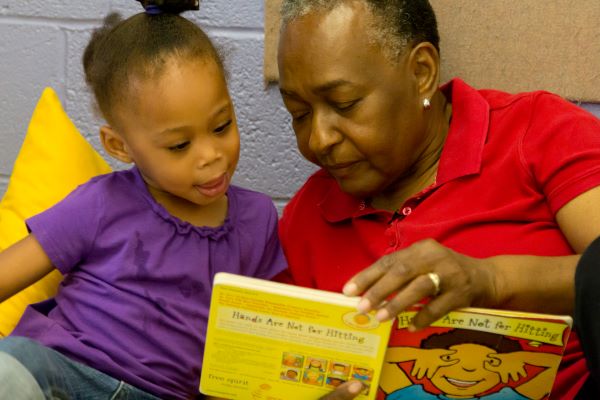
[378,306,572,400]
[200,272,394,400]
[200,273,572,400]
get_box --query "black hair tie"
[137,0,200,15]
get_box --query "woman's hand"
[318,381,364,399]
[343,239,498,330]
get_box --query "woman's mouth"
[326,161,359,177]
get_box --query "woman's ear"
[409,42,440,101]
[99,125,133,164]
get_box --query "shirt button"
[402,207,412,216]
[385,228,395,246]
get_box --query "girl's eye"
[214,120,232,134]
[291,111,310,122]
[168,142,190,151]
[441,354,453,362]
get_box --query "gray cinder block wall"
[0,0,313,212]
[1,1,599,211]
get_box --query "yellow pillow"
[0,87,111,336]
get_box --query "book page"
[380,308,571,399]
[201,278,393,400]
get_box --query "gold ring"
[427,272,441,296]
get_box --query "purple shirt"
[13,167,287,399]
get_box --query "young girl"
[0,4,286,400]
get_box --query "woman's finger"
[410,292,470,330]
[371,273,438,321]
[342,252,401,297]
[318,381,364,400]
[345,241,440,311]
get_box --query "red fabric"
[278,79,600,399]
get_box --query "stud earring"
[423,98,431,110]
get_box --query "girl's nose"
[194,139,221,169]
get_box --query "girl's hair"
[280,0,439,60]
[83,11,223,126]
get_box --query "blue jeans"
[0,336,162,400]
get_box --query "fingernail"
[357,298,371,313]
[375,308,390,321]
[343,282,358,296]
[348,381,363,394]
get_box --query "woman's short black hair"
[280,0,440,59]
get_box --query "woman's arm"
[343,186,600,330]
[492,185,600,314]
[0,234,55,302]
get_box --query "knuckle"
[423,238,439,246]
[379,254,395,272]
[411,239,431,255]
[418,238,440,251]
[389,262,409,278]
[422,302,445,322]
[380,254,409,276]
[416,273,433,293]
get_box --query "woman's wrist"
[485,254,579,314]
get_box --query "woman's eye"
[214,120,232,134]
[334,100,358,112]
[441,355,453,362]
[168,142,190,151]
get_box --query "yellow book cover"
[200,272,394,400]
[378,306,572,399]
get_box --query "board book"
[200,272,394,400]
[200,273,572,399]
[379,306,572,399]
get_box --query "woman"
[275,0,600,399]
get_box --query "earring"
[423,98,431,110]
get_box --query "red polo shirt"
[279,79,600,398]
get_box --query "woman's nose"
[308,112,342,155]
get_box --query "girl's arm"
[0,234,55,302]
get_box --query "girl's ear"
[100,125,133,164]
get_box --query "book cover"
[200,273,394,400]
[377,306,572,400]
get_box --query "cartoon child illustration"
[326,376,347,387]
[305,356,327,372]
[302,369,324,386]
[329,361,350,377]
[351,366,373,382]
[380,329,561,400]
[282,352,304,368]
[280,368,300,382]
